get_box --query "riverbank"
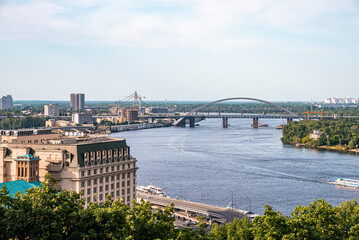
[295,143,359,154]
[110,122,172,133]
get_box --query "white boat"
[137,185,167,196]
[335,178,359,188]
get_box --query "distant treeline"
[2,101,359,117]
[281,119,359,149]
[0,116,46,130]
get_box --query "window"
[94,179,97,185]
[105,185,109,191]
[133,179,136,184]
[122,182,125,187]
[87,197,91,203]
[34,140,38,143]
[100,186,103,192]
[87,180,91,185]
[94,187,97,193]
[111,184,114,189]
[81,181,84,187]
[127,173,130,178]
[127,180,130,186]
[116,182,119,188]
[127,164,130,169]
[117,165,120,171]
[100,178,103,184]
[99,194,103,200]
[111,192,114,198]
[94,169,97,174]
[88,170,91,176]
[116,190,119,196]
[111,176,114,181]
[106,167,109,172]
[122,189,125,195]
[117,175,120,180]
[133,186,136,192]
[81,171,84,177]
[111,166,114,171]
[127,188,130,194]
[100,168,103,174]
[87,189,91,194]
[105,177,109,182]
[122,165,125,170]
[127,196,130,202]
[122,174,125,179]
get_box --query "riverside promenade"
[137,192,256,224]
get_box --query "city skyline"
[1,0,359,101]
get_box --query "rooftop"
[0,180,41,197]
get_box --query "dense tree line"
[2,176,359,239]
[281,119,359,149]
[0,116,47,129]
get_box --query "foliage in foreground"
[2,177,359,239]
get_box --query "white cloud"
[0,0,358,50]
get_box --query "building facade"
[0,95,13,110]
[0,131,138,207]
[44,104,60,117]
[72,113,92,125]
[119,108,139,122]
[70,93,85,111]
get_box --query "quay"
[137,192,256,224]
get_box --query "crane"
[302,110,328,120]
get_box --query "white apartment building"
[44,104,60,117]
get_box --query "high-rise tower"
[70,93,85,111]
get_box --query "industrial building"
[0,129,138,206]
[72,113,92,125]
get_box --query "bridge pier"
[252,117,259,128]
[176,118,186,127]
[222,117,228,128]
[189,117,195,128]
[287,117,293,125]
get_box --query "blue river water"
[111,118,359,215]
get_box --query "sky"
[0,0,359,101]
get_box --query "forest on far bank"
[281,119,359,149]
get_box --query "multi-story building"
[119,108,139,123]
[0,95,13,110]
[70,93,85,111]
[44,104,59,117]
[0,130,138,206]
[72,113,92,125]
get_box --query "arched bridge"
[172,97,300,128]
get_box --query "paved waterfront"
[137,192,246,223]
[112,118,359,215]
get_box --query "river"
[111,118,359,215]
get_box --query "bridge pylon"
[287,117,293,125]
[223,117,228,128]
[189,117,195,128]
[252,117,259,128]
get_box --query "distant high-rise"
[0,95,13,110]
[70,93,85,111]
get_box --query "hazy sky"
[1,0,359,101]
